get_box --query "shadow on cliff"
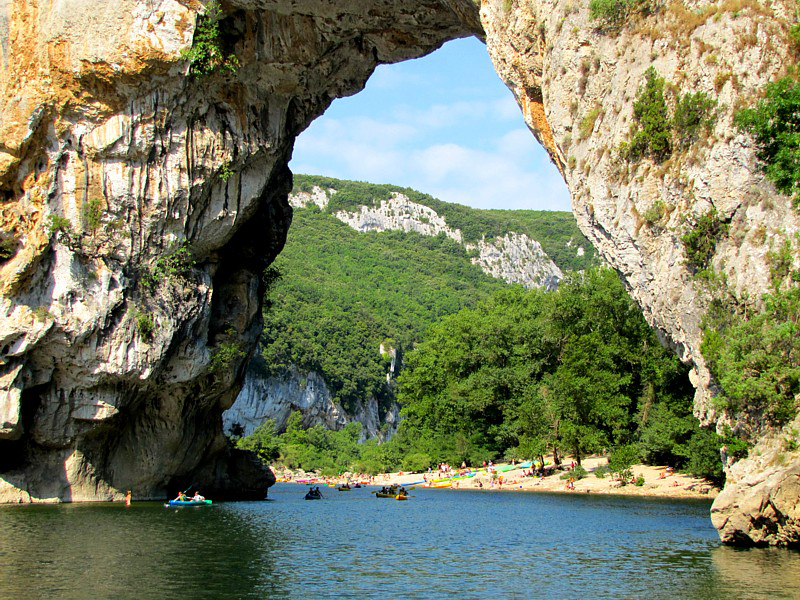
[0,382,74,502]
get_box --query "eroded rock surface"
[224,362,399,440]
[0,0,479,501]
[0,0,797,545]
[290,184,564,288]
[481,0,799,545]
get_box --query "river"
[1,483,798,598]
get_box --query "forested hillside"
[257,206,511,414]
[235,177,722,481]
[241,269,721,481]
[293,174,598,272]
[250,177,598,417]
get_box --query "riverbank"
[277,455,719,500]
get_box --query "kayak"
[305,493,323,500]
[426,481,452,488]
[167,499,212,507]
[375,493,408,500]
[336,486,352,491]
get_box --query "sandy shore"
[279,455,719,500]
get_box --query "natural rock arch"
[0,0,797,545]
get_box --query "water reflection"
[1,490,799,598]
[0,502,288,598]
[711,545,800,599]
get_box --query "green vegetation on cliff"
[247,262,719,481]
[735,72,800,204]
[293,174,597,272]
[258,177,596,412]
[696,69,800,428]
[620,67,717,164]
[703,284,800,426]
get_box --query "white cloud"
[291,117,570,212]
[289,38,571,213]
[407,140,568,211]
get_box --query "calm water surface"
[1,484,799,598]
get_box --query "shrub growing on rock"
[680,209,728,274]
[673,91,717,148]
[735,74,800,203]
[623,67,672,162]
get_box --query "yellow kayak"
[375,493,408,500]
[427,481,452,488]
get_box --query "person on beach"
[125,490,132,506]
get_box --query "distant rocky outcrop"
[224,361,399,441]
[290,186,563,289]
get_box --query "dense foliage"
[702,286,800,425]
[293,174,598,272]
[244,268,721,481]
[259,207,511,412]
[241,178,722,481]
[259,178,596,412]
[392,268,722,481]
[735,74,800,203]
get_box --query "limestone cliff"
[290,184,564,288]
[0,0,480,502]
[223,361,399,440]
[482,0,799,545]
[0,0,797,546]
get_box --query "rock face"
[0,0,797,544]
[480,0,799,545]
[223,362,399,440]
[0,0,480,501]
[710,415,800,546]
[291,185,564,287]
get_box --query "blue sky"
[289,37,571,212]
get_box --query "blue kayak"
[167,499,212,507]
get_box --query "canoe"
[426,481,452,488]
[167,499,212,507]
[375,493,408,500]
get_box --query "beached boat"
[426,481,452,488]
[166,499,212,507]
